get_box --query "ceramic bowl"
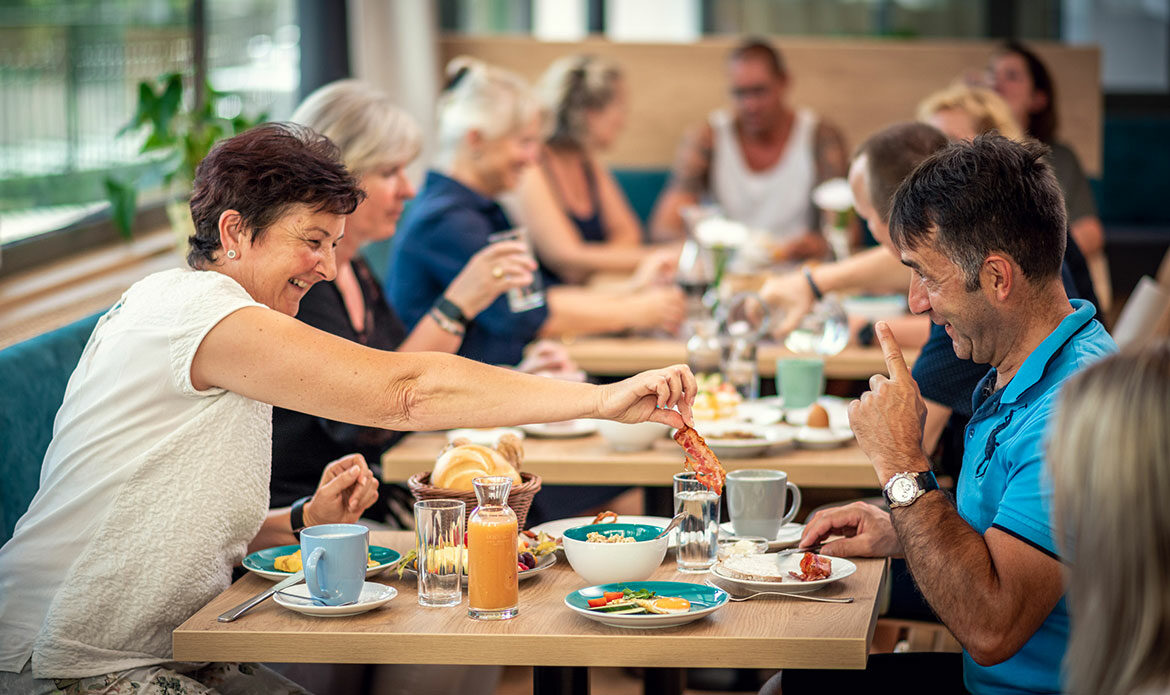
[597,421,669,452]
[561,523,669,585]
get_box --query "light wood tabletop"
[561,338,917,380]
[382,433,880,489]
[174,531,887,671]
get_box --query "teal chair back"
[0,312,101,544]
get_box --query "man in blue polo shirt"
[784,134,1116,695]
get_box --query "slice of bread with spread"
[718,553,786,582]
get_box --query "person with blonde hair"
[917,83,1024,142]
[1048,340,1170,695]
[513,54,673,284]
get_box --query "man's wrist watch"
[290,495,313,533]
[882,471,939,508]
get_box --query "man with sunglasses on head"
[650,37,848,262]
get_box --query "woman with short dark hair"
[0,122,695,693]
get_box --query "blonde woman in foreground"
[1049,339,1170,695]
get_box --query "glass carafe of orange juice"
[467,476,519,620]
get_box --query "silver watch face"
[890,476,918,504]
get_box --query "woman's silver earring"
[226,249,238,259]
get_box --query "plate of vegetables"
[564,581,729,629]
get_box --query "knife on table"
[217,570,305,623]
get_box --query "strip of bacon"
[788,552,833,581]
[673,425,727,495]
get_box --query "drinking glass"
[413,499,465,607]
[487,228,544,312]
[673,471,721,573]
[775,357,825,410]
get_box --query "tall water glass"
[413,499,465,607]
[673,471,721,573]
[487,227,545,312]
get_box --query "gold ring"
[492,266,504,279]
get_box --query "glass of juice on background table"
[468,476,519,620]
[674,471,721,573]
[414,499,465,607]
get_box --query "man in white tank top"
[651,38,849,262]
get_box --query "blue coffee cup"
[300,523,368,606]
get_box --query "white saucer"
[273,582,398,617]
[446,427,525,446]
[519,419,600,438]
[697,423,796,459]
[794,426,854,449]
[720,521,804,548]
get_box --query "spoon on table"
[653,513,687,540]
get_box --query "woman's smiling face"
[229,204,346,316]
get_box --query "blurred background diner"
[2,1,1169,694]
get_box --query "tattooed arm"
[649,123,713,242]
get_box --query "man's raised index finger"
[875,321,910,378]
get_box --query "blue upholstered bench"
[0,312,102,545]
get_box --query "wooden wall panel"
[438,37,1101,175]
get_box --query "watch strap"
[290,495,313,533]
[803,267,824,301]
[433,296,468,326]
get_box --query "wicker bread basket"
[407,471,542,530]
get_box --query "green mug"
[775,357,825,410]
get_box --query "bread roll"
[432,443,522,491]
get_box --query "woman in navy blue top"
[388,58,686,367]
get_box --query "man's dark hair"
[855,122,949,224]
[729,37,787,78]
[889,133,1067,291]
[187,122,365,268]
[996,40,1058,144]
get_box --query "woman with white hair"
[1048,340,1170,695]
[515,54,672,284]
[387,58,684,369]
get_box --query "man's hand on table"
[304,453,380,526]
[848,321,932,485]
[799,500,902,558]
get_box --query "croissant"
[432,443,522,491]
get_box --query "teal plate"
[564,580,728,629]
[243,544,402,581]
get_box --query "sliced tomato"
[603,591,625,602]
[587,596,608,608]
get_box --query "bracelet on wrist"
[429,307,466,336]
[802,267,824,301]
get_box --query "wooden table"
[563,338,917,380]
[174,531,888,694]
[383,433,879,489]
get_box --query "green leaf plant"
[105,73,267,239]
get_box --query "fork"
[705,580,853,603]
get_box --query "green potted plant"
[105,72,267,250]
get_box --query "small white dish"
[273,582,398,617]
[446,427,525,447]
[795,426,854,449]
[720,521,804,548]
[710,554,857,594]
[597,420,669,452]
[785,396,850,428]
[519,419,600,439]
